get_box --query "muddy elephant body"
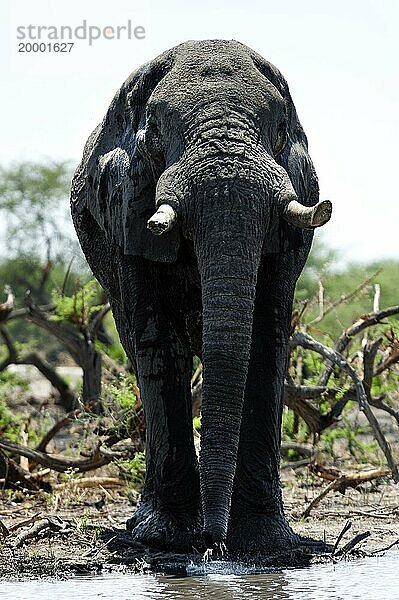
[71,40,331,555]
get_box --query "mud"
[0,472,397,580]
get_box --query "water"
[2,552,398,600]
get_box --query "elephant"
[71,39,331,556]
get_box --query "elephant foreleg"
[117,259,201,551]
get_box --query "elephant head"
[71,40,331,548]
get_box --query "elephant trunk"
[195,210,263,547]
[147,152,332,549]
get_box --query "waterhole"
[2,552,397,600]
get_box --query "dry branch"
[335,531,371,555]
[301,477,346,518]
[22,352,78,411]
[191,377,379,436]
[318,304,399,386]
[301,464,391,518]
[0,519,9,538]
[54,476,123,490]
[281,458,311,470]
[0,326,17,370]
[370,539,399,555]
[14,517,66,548]
[374,345,399,376]
[0,286,14,323]
[0,438,110,473]
[192,377,203,418]
[332,521,352,555]
[292,331,399,482]
[368,397,399,426]
[8,513,41,534]
[191,363,203,387]
[309,463,390,484]
[361,339,399,425]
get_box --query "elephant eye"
[273,122,287,156]
[136,121,165,160]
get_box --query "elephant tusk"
[283,199,332,229]
[147,204,177,235]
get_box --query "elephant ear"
[249,49,320,254]
[71,48,180,262]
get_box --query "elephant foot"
[227,513,329,557]
[126,502,203,553]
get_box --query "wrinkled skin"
[71,40,329,556]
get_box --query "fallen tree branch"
[369,539,399,555]
[309,463,390,485]
[8,513,41,534]
[302,464,391,518]
[54,476,123,490]
[0,438,110,473]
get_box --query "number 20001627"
[18,42,74,52]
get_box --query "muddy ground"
[0,466,397,580]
